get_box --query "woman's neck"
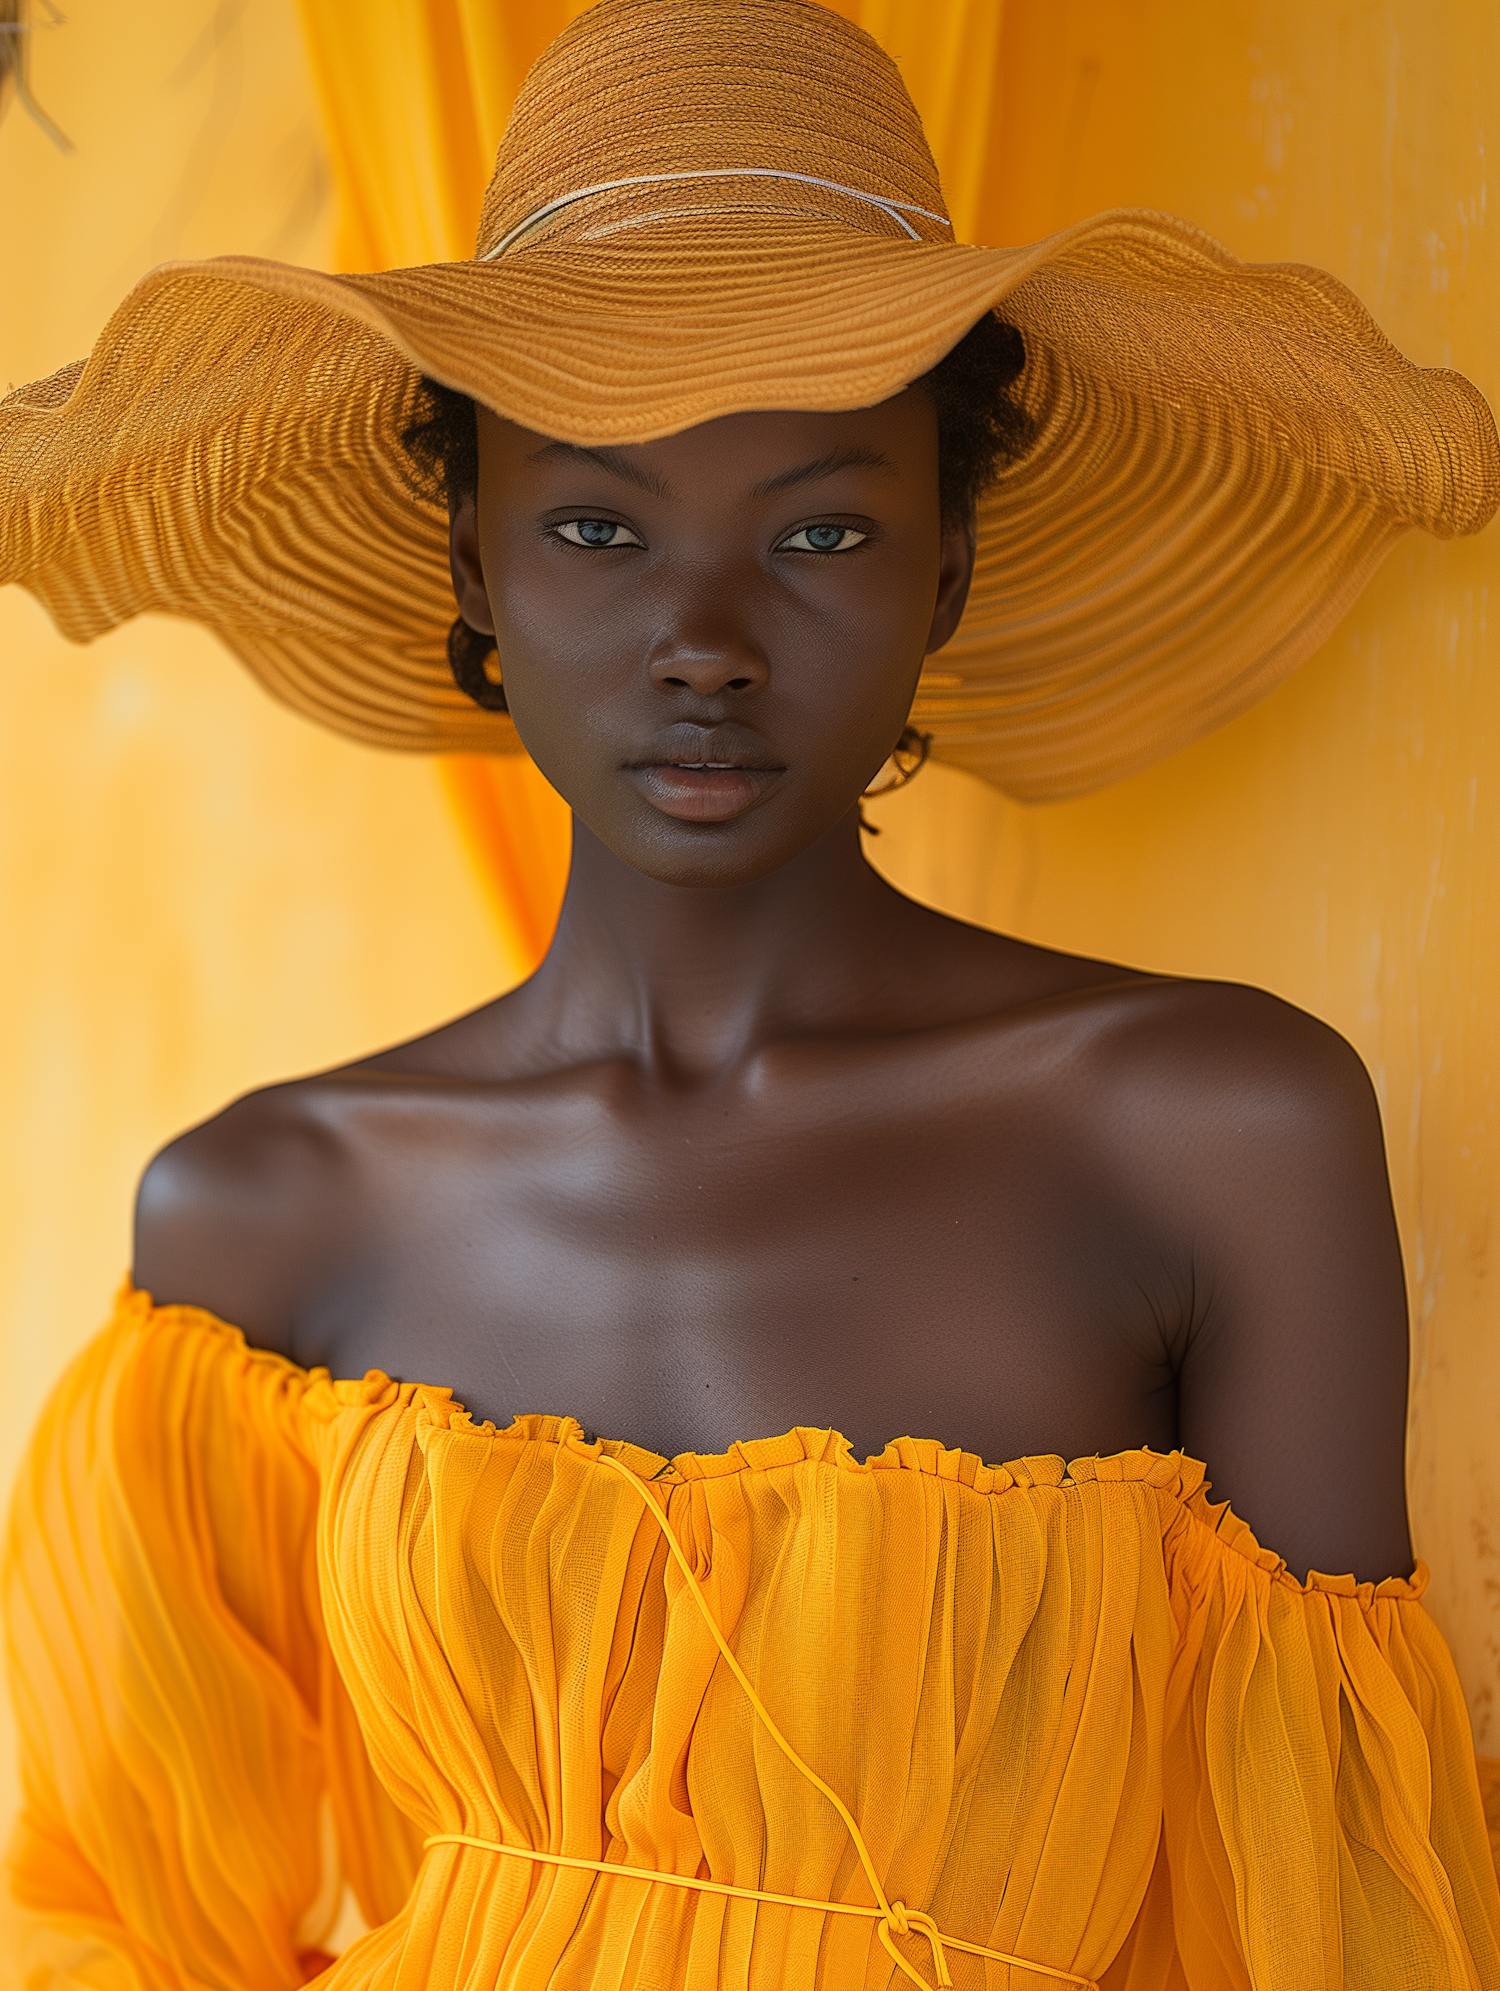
[508,812,935,1086]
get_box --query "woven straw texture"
[2,0,1497,798]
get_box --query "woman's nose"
[646,595,771,698]
[649,648,769,696]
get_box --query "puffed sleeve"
[1,1289,420,1989]
[1157,1487,1500,1990]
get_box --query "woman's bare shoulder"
[132,1072,363,1357]
[947,917,1378,1126]
[1058,965,1375,1099]
[130,987,522,1347]
[1020,963,1389,1212]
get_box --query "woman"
[2,1,1498,1985]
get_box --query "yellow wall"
[0,0,511,1827]
[867,0,1500,1753]
[2,0,1495,1850]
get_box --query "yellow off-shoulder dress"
[3,1290,1499,1989]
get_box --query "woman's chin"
[574,796,853,891]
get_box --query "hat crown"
[475,0,951,256]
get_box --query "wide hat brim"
[3,208,1497,800]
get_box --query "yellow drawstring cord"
[423,1447,1098,1990]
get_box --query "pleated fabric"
[4,1290,1499,1989]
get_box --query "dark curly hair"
[401,313,1033,713]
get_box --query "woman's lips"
[628,762,783,823]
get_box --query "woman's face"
[448,392,975,887]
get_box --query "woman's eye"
[779,523,868,553]
[555,519,642,548]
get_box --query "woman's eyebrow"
[749,447,896,498]
[526,440,673,499]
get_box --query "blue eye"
[780,524,868,553]
[556,519,642,548]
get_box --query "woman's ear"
[925,514,977,655]
[448,494,497,637]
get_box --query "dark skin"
[135,388,1413,1584]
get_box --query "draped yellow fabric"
[295,0,580,974]
[5,1290,1500,1987]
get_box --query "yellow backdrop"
[2,0,1496,1838]
[0,0,513,1830]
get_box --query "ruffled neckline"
[124,1282,1428,1604]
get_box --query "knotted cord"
[423,1447,1097,1991]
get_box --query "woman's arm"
[3,1296,339,1986]
[1106,981,1412,1584]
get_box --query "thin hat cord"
[423,1446,1098,1991]
[481,168,952,258]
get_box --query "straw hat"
[3,0,1496,800]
